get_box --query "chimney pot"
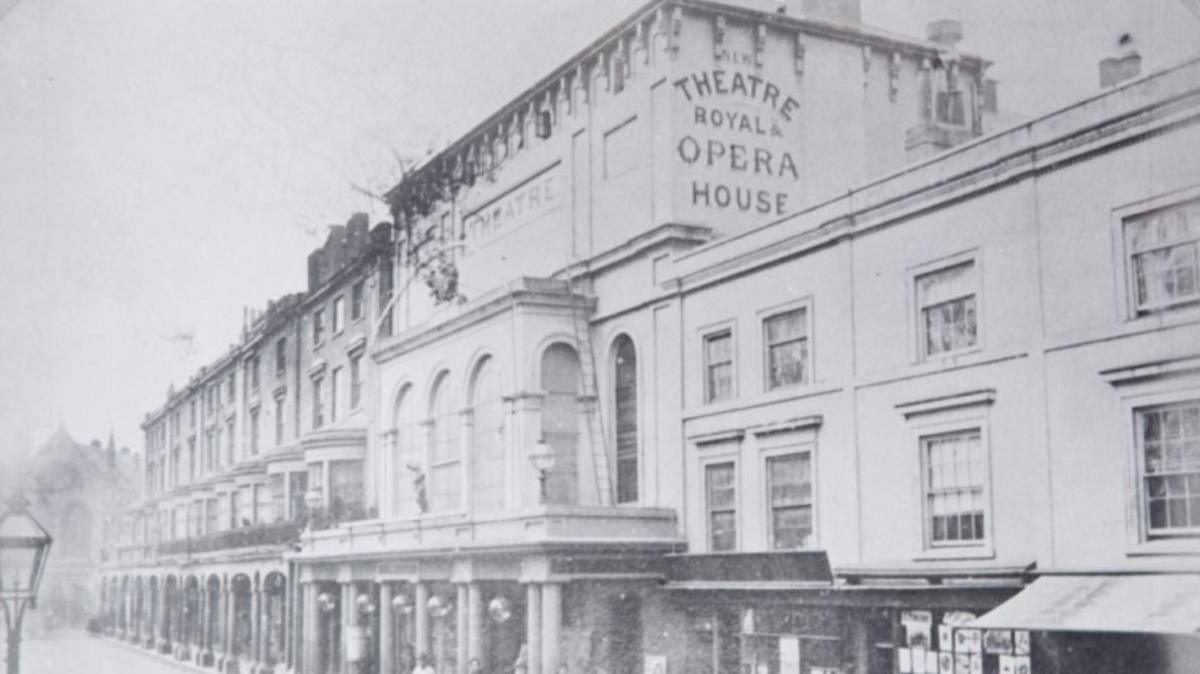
[1100,53,1141,88]
[926,19,963,48]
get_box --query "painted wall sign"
[673,66,801,219]
[462,161,561,242]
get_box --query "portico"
[292,505,680,674]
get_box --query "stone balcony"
[155,520,302,556]
[296,504,683,561]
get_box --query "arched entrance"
[183,576,200,659]
[206,575,223,666]
[162,575,179,653]
[263,572,288,668]
[231,574,253,662]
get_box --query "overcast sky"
[0,0,1197,460]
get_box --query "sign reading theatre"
[673,65,801,217]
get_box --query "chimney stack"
[742,0,861,24]
[926,19,963,49]
[1100,33,1141,88]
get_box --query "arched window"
[427,371,461,512]
[614,336,639,504]
[541,343,581,505]
[471,357,505,511]
[391,385,421,517]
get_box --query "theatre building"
[98,1,1200,673]
[290,1,999,673]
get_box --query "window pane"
[772,506,812,550]
[1127,199,1200,310]
[924,296,977,356]
[925,430,985,546]
[767,339,807,389]
[706,463,736,551]
[710,512,736,552]
[765,310,805,345]
[1140,401,1200,536]
[615,338,638,504]
[917,261,975,307]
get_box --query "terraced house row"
[98,1,1200,673]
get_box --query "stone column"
[455,584,469,674]
[303,584,320,674]
[415,582,430,660]
[251,583,262,670]
[541,584,562,674]
[379,584,394,674]
[526,584,542,674]
[225,582,236,667]
[342,583,355,674]
[199,586,208,661]
[467,583,483,666]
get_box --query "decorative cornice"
[896,388,996,419]
[688,428,745,445]
[1100,354,1200,386]
[749,415,823,436]
[373,277,593,363]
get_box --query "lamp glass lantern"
[527,438,556,504]
[0,494,52,605]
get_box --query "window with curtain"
[704,331,733,403]
[924,429,987,546]
[763,308,808,390]
[269,474,286,524]
[916,261,978,358]
[237,485,252,527]
[428,372,462,512]
[767,452,813,549]
[1138,400,1200,537]
[1125,198,1200,312]
[471,358,505,511]
[255,483,271,525]
[392,385,422,517]
[614,337,638,504]
[541,344,581,505]
[329,460,366,522]
[706,462,736,552]
[288,472,308,522]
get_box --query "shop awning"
[970,574,1200,635]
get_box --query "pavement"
[3,631,199,674]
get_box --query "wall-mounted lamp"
[527,438,556,504]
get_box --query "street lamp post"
[527,439,556,505]
[0,492,53,674]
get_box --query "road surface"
[4,632,197,674]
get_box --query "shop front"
[968,573,1200,674]
[659,555,1028,674]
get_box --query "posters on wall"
[899,610,1033,674]
[999,654,1032,674]
[1014,630,1030,655]
[983,629,1014,654]
[643,654,667,674]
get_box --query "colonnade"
[299,579,567,674]
[99,570,289,673]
